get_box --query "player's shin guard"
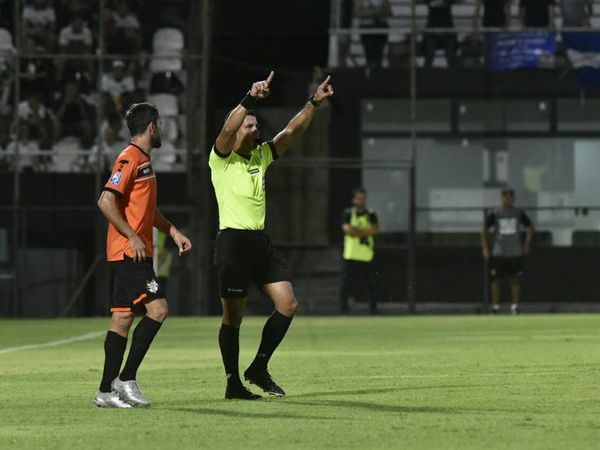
[249,311,293,371]
[119,317,162,381]
[219,323,241,384]
[99,331,127,392]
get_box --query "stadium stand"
[0,0,190,172]
[340,0,600,68]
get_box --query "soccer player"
[340,187,381,314]
[482,188,534,315]
[210,71,334,399]
[94,102,192,408]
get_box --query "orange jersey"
[102,143,157,261]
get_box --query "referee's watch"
[308,95,321,108]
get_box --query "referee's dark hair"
[224,109,257,122]
[125,102,159,137]
[353,187,367,197]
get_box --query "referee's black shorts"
[108,256,165,314]
[214,229,291,299]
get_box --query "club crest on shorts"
[110,171,122,185]
[146,279,159,294]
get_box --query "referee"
[210,71,334,399]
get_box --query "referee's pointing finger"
[266,71,274,85]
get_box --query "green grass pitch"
[1,314,600,449]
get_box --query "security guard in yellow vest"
[340,188,380,314]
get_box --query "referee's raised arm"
[215,71,275,155]
[271,75,334,157]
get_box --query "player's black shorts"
[108,256,165,314]
[490,257,524,279]
[214,229,291,298]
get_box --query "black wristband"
[240,92,258,110]
[308,95,321,108]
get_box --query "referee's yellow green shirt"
[209,141,277,230]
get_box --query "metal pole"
[195,0,213,315]
[482,208,490,312]
[11,0,22,316]
[93,0,107,316]
[406,0,417,314]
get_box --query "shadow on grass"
[287,384,485,399]
[166,406,343,421]
[164,384,500,417]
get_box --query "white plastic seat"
[152,140,177,171]
[0,28,14,52]
[147,93,178,116]
[152,28,184,53]
[149,56,182,73]
[52,137,81,172]
[161,116,178,142]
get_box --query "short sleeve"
[369,211,379,225]
[485,212,497,228]
[341,208,352,225]
[209,145,231,170]
[520,211,532,227]
[259,141,276,171]
[103,155,137,198]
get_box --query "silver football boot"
[111,377,151,407]
[93,391,132,408]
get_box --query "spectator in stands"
[101,113,128,163]
[56,15,93,85]
[53,82,93,148]
[102,60,135,114]
[105,0,142,54]
[0,0,15,31]
[0,53,13,150]
[422,0,457,68]
[18,91,52,150]
[482,188,534,315]
[7,123,39,171]
[339,188,381,314]
[560,0,592,27]
[474,0,512,29]
[520,0,556,28]
[21,0,56,51]
[20,35,55,97]
[354,0,392,69]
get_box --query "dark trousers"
[339,259,380,313]
[423,35,457,68]
[360,28,388,68]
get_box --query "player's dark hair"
[353,187,367,197]
[502,188,515,197]
[125,102,159,137]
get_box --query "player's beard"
[151,130,162,148]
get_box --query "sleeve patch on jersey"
[110,171,122,185]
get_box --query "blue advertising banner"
[487,32,556,71]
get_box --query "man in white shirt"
[57,16,93,82]
[102,60,135,113]
[22,0,56,51]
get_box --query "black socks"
[99,331,127,393]
[219,323,240,385]
[119,317,163,381]
[249,311,293,372]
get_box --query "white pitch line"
[0,331,104,355]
